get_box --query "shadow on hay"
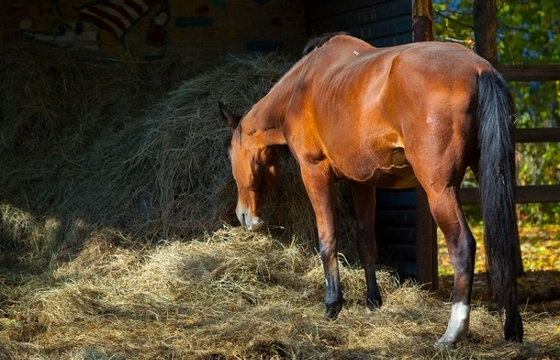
[0,45,363,276]
[0,45,215,269]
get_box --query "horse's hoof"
[324,306,341,319]
[504,310,523,342]
[324,297,343,319]
[324,308,339,319]
[366,297,382,312]
[434,339,457,349]
[504,327,523,342]
[505,332,523,342]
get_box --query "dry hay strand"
[1,227,558,359]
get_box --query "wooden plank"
[460,185,560,205]
[495,64,560,81]
[375,209,416,225]
[376,189,416,207]
[515,128,560,143]
[377,226,416,244]
[308,0,410,22]
[346,15,412,43]
[412,1,437,291]
[415,187,438,291]
[307,0,412,46]
[368,32,412,47]
[308,6,411,36]
[379,243,417,261]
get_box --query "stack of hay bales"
[0,45,357,269]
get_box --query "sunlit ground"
[438,223,560,275]
[438,223,560,308]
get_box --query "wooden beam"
[460,185,560,205]
[496,64,560,82]
[515,128,560,143]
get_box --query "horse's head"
[219,102,279,231]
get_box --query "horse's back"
[299,40,490,118]
[296,39,487,140]
[284,37,488,187]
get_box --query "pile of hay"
[0,228,558,359]
[0,44,357,269]
[0,44,206,265]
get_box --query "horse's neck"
[247,78,295,146]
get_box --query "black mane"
[302,32,348,56]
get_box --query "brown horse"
[219,33,523,347]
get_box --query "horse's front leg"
[300,165,342,318]
[348,181,382,310]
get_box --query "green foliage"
[434,0,560,224]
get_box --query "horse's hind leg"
[348,182,382,310]
[425,186,476,347]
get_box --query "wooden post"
[412,0,433,42]
[473,0,498,64]
[412,0,438,290]
[415,187,438,290]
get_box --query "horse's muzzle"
[236,208,264,231]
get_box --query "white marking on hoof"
[436,303,470,347]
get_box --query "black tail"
[477,70,519,310]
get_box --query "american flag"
[76,0,160,40]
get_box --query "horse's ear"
[219,102,241,130]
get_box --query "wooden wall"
[306,0,412,46]
[0,0,307,59]
[0,1,413,59]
